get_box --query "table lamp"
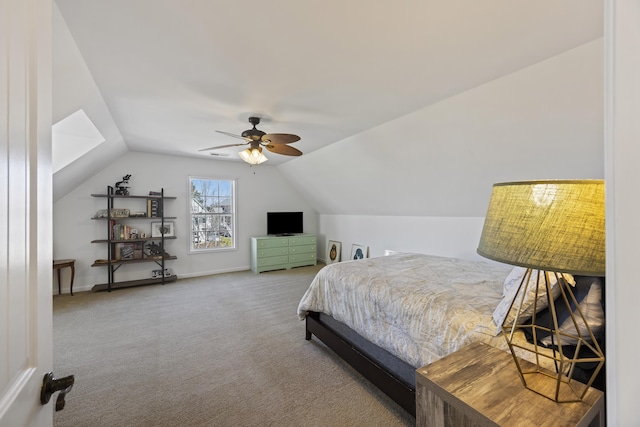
[477,180,605,402]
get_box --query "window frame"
[188,176,237,253]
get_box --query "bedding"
[298,252,605,414]
[526,275,605,346]
[297,252,520,368]
[492,267,574,335]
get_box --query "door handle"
[40,372,75,411]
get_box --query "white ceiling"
[54,0,603,165]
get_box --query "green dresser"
[250,234,317,273]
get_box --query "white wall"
[317,215,487,263]
[285,40,604,263]
[280,39,604,220]
[53,152,318,293]
[604,0,640,424]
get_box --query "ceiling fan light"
[239,147,268,165]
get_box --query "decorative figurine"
[146,241,168,257]
[115,174,131,195]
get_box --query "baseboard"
[177,265,251,278]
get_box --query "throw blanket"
[297,253,513,368]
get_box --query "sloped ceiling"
[279,38,604,217]
[53,0,603,182]
[53,4,128,200]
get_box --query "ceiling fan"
[199,117,302,164]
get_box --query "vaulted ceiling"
[54,0,603,171]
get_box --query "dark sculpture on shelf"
[146,241,168,257]
[115,174,131,195]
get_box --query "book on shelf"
[147,199,162,217]
[111,223,138,240]
[111,221,132,240]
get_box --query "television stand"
[250,234,317,273]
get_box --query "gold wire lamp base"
[502,269,605,403]
[477,180,606,403]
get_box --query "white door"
[0,0,55,426]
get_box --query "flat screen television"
[267,212,303,236]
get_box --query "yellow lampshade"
[477,180,605,276]
[477,179,605,403]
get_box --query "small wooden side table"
[416,342,604,427]
[53,259,75,295]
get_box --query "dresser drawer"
[255,247,289,258]
[289,252,316,264]
[255,237,289,249]
[288,244,316,255]
[256,255,289,267]
[289,236,317,246]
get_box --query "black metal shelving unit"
[91,186,177,292]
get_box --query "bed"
[297,253,605,416]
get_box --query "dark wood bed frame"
[306,310,606,419]
[304,277,608,419]
[305,311,416,416]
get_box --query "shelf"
[92,275,178,292]
[91,256,177,267]
[91,216,177,220]
[91,193,176,199]
[91,236,177,243]
[93,186,177,292]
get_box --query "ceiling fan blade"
[199,142,247,151]
[265,144,303,156]
[215,130,251,141]
[261,133,301,145]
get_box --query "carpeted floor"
[52,265,415,427]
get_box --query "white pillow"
[540,278,604,346]
[492,267,575,335]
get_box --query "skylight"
[52,109,105,172]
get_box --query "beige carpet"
[53,265,415,427]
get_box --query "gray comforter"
[297,253,515,368]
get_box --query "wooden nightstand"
[416,342,604,427]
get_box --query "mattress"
[298,253,520,368]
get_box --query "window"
[189,177,236,252]
[53,109,105,173]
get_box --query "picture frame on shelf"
[115,243,135,260]
[327,240,342,264]
[350,244,368,260]
[151,221,175,237]
[110,208,130,218]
